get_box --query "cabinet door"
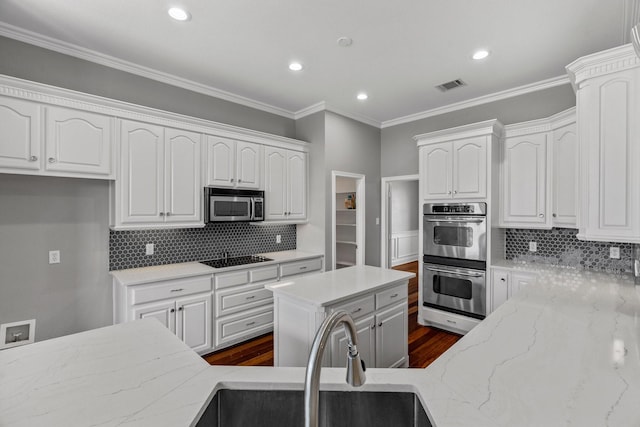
[164,128,201,224]
[501,133,550,227]
[510,272,537,298]
[44,107,113,177]
[452,137,486,199]
[205,136,235,187]
[236,141,261,189]
[579,70,640,242]
[287,151,307,219]
[330,315,375,369]
[375,304,407,368]
[264,147,287,219]
[421,143,451,200]
[133,300,176,333]
[552,122,578,227]
[176,293,212,354]
[119,120,165,224]
[491,270,510,312]
[0,97,41,171]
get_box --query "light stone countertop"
[2,266,640,426]
[110,249,323,286]
[265,265,415,307]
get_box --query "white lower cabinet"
[490,268,537,312]
[115,274,213,354]
[274,283,408,368]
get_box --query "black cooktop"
[200,255,273,269]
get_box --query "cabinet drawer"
[216,307,273,346]
[280,258,322,278]
[249,265,278,283]
[217,285,273,317]
[130,275,212,305]
[215,270,249,289]
[376,285,408,310]
[331,295,375,319]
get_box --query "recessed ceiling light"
[289,62,303,71]
[357,93,368,101]
[168,7,191,21]
[472,50,490,60]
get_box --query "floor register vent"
[436,78,467,92]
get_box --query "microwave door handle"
[425,266,483,278]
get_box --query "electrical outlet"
[276,235,282,244]
[529,242,537,252]
[145,243,154,256]
[376,217,380,225]
[48,250,60,264]
[610,247,620,259]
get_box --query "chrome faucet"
[304,310,366,427]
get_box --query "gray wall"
[0,36,296,138]
[325,112,382,267]
[390,180,419,232]
[295,112,326,256]
[0,175,111,342]
[381,84,577,177]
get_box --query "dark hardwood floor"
[204,261,462,368]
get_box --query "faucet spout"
[304,310,366,427]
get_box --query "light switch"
[529,242,537,252]
[610,247,620,259]
[145,243,154,256]
[276,235,282,244]
[48,250,60,264]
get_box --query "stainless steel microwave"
[205,188,264,222]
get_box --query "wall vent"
[436,79,467,92]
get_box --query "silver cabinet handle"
[446,319,457,325]
[552,213,557,218]
[230,178,235,182]
[447,190,452,194]
[378,322,383,327]
[390,293,399,298]
[539,213,544,218]
[500,278,506,282]
[48,157,56,163]
[170,308,175,313]
[159,212,165,216]
[170,288,184,292]
[29,155,38,162]
[351,308,362,314]
[299,266,307,270]
[453,190,457,194]
[178,306,183,311]
[246,295,256,300]
[246,321,256,326]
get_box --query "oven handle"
[425,218,484,223]
[425,266,484,278]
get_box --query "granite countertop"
[265,265,415,307]
[110,249,323,286]
[2,267,640,426]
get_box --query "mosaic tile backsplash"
[109,223,296,270]
[505,228,635,274]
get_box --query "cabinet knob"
[166,212,171,216]
[159,212,165,216]
[170,308,175,313]
[501,278,506,282]
[378,322,382,327]
[238,179,242,183]
[539,213,544,218]
[48,157,56,163]
[447,191,452,195]
[453,190,457,194]
[371,324,375,330]
[230,178,235,182]
[552,213,557,218]
[178,306,183,311]
[29,155,38,162]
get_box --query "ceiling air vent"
[436,79,467,92]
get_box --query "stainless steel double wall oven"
[422,202,487,319]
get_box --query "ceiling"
[0,0,637,127]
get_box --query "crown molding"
[623,0,640,43]
[566,44,639,88]
[0,22,296,119]
[382,75,571,129]
[293,101,327,120]
[294,101,382,128]
[414,119,503,145]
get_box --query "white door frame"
[332,171,365,270]
[380,174,419,269]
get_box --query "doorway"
[331,171,365,270]
[381,175,419,269]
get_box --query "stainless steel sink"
[196,389,432,427]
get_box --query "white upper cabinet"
[205,136,261,189]
[567,45,640,243]
[45,106,113,177]
[0,97,40,172]
[113,119,202,229]
[551,109,578,227]
[500,129,551,228]
[416,120,501,202]
[264,146,307,222]
[0,97,114,179]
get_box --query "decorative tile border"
[109,223,296,270]
[505,228,635,274]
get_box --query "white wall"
[390,180,418,233]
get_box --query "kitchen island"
[266,265,415,368]
[2,266,639,426]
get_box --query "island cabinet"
[566,44,640,243]
[267,266,414,368]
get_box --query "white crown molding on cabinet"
[502,106,576,137]
[0,74,309,151]
[566,44,640,88]
[413,118,504,145]
[0,22,295,119]
[382,75,571,129]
